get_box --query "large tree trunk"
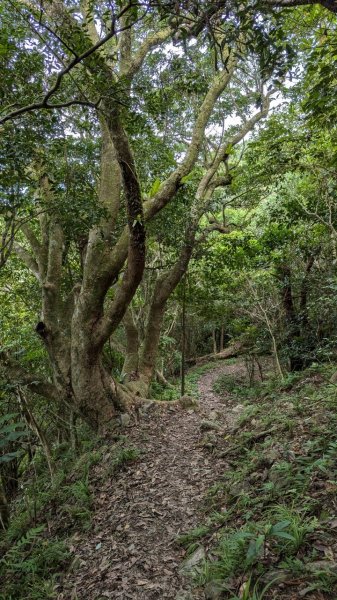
[277,264,304,371]
[138,301,166,395]
[132,223,198,396]
[122,309,140,379]
[70,324,118,429]
[8,109,144,432]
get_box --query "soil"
[57,361,245,600]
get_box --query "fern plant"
[0,525,70,599]
[0,412,27,463]
[0,525,45,570]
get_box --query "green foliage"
[0,427,139,596]
[110,447,141,472]
[228,575,278,600]
[183,361,337,597]
[0,413,27,463]
[1,2,337,598]
[271,506,318,553]
[177,525,210,549]
[0,525,70,599]
[212,372,256,399]
[151,362,217,401]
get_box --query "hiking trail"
[58,361,246,600]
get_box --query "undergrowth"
[151,361,218,401]
[0,431,139,599]
[179,361,337,599]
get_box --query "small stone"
[263,447,281,463]
[232,404,244,413]
[180,546,205,573]
[204,581,228,599]
[202,433,217,449]
[119,413,131,427]
[200,420,221,432]
[139,400,155,415]
[179,395,199,409]
[208,410,221,421]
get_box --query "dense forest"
[2,0,337,598]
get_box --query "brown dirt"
[57,361,244,600]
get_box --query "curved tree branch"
[13,243,41,281]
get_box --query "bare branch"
[196,92,272,203]
[145,48,238,220]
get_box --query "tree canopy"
[0,0,337,418]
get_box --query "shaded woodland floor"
[57,362,245,599]
[3,359,336,599]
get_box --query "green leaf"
[271,520,291,532]
[149,178,161,197]
[0,450,23,463]
[273,531,295,541]
[0,413,19,425]
[246,534,265,562]
[181,172,194,184]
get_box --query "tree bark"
[278,264,304,372]
[134,224,197,395]
[220,324,225,352]
[277,258,316,372]
[212,329,218,354]
[122,309,140,379]
[186,341,244,365]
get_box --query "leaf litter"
[57,362,240,599]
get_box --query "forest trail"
[58,361,246,600]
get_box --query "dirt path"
[58,362,245,600]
